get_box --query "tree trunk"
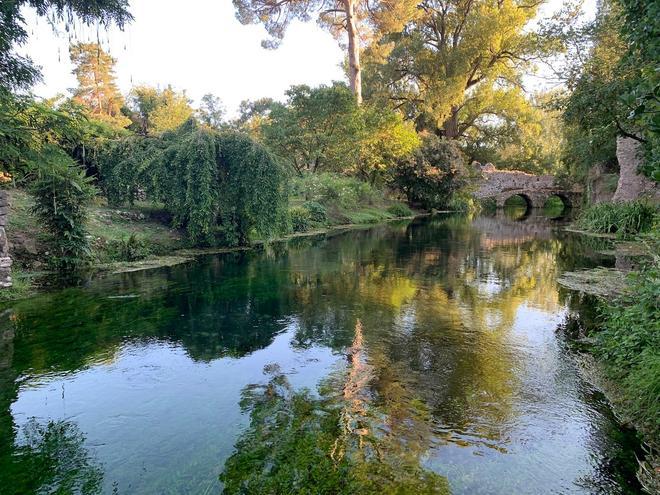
[442,106,460,139]
[344,0,362,105]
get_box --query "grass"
[575,201,657,238]
[289,173,416,232]
[7,189,183,268]
[0,267,40,302]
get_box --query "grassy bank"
[288,173,415,232]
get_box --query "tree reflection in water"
[221,320,450,494]
[0,418,103,494]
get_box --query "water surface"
[0,212,641,494]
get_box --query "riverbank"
[1,189,423,302]
[559,212,659,493]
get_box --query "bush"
[576,201,657,238]
[391,135,471,210]
[98,136,158,206]
[301,201,327,223]
[105,234,151,262]
[30,149,96,271]
[594,264,660,442]
[386,202,412,217]
[289,206,312,233]
[291,173,380,209]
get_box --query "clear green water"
[0,212,642,494]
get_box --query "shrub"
[105,234,151,262]
[386,202,412,217]
[291,173,380,210]
[30,149,96,271]
[301,201,327,223]
[289,206,312,233]
[594,265,660,442]
[391,135,471,210]
[576,201,657,238]
[98,136,158,206]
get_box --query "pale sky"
[19,0,596,117]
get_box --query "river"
[0,211,643,494]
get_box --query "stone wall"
[612,136,659,202]
[0,191,12,288]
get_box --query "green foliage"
[197,93,225,129]
[392,134,471,210]
[355,105,419,183]
[560,0,659,181]
[0,93,122,177]
[482,92,566,175]
[98,135,157,205]
[576,201,657,238]
[128,85,194,136]
[69,42,131,129]
[105,234,151,262]
[386,202,412,217]
[291,173,379,210]
[560,4,628,180]
[0,0,132,92]
[594,264,660,443]
[149,122,288,246]
[30,150,96,271]
[615,0,660,181]
[363,0,553,147]
[261,83,361,174]
[301,200,327,223]
[260,83,418,182]
[289,205,312,233]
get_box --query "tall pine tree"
[69,42,130,128]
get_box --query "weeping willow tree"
[103,120,288,246]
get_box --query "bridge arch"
[504,193,533,209]
[544,193,573,209]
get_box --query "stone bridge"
[474,164,582,208]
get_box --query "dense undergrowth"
[575,201,657,238]
[593,263,660,444]
[569,203,660,490]
[288,173,414,232]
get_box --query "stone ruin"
[612,136,659,202]
[0,191,11,288]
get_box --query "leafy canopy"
[128,85,194,136]
[364,0,554,143]
[103,121,289,246]
[260,83,418,182]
